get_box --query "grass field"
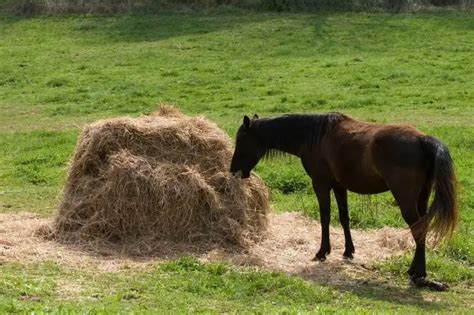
[0,9,473,312]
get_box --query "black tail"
[418,136,458,243]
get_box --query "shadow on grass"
[0,14,23,28]
[72,12,281,43]
[0,11,281,43]
[2,9,472,45]
[291,261,449,312]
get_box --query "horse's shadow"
[288,259,446,312]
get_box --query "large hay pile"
[54,106,269,252]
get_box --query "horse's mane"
[257,112,346,159]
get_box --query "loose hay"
[1,212,413,279]
[53,106,269,253]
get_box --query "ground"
[0,212,411,273]
[0,212,470,313]
[0,9,473,313]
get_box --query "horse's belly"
[335,170,389,195]
[346,183,389,195]
[327,139,389,194]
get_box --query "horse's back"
[334,117,428,167]
[325,118,429,194]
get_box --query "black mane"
[253,112,346,158]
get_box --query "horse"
[230,113,458,291]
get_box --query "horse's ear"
[253,114,259,119]
[243,115,251,129]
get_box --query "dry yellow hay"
[2,212,412,279]
[52,105,269,253]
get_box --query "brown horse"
[230,113,458,291]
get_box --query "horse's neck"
[255,117,311,157]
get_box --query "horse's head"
[230,114,264,179]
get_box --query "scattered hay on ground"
[216,212,413,285]
[0,212,413,281]
[51,106,268,254]
[0,213,148,272]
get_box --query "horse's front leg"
[312,180,332,261]
[334,187,355,259]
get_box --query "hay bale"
[54,106,269,252]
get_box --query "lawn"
[0,9,473,313]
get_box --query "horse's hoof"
[411,277,449,291]
[343,253,354,260]
[312,255,326,262]
[427,281,449,291]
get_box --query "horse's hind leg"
[408,181,447,291]
[407,181,430,278]
[391,189,426,282]
[334,187,355,259]
[391,180,448,291]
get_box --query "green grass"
[1,257,472,313]
[0,9,473,312]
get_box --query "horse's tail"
[418,136,459,243]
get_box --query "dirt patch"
[0,212,413,282]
